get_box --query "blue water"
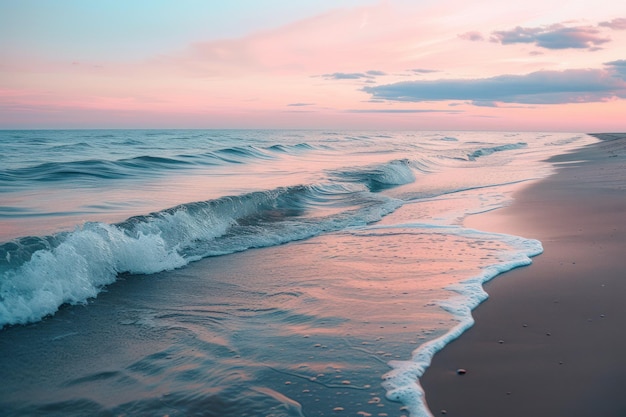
[0,130,596,416]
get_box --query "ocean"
[0,130,597,416]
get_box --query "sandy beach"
[421,134,626,417]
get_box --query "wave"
[0,157,196,184]
[267,143,315,152]
[330,159,425,192]
[212,145,277,162]
[467,142,527,161]
[0,143,323,187]
[49,142,95,152]
[0,182,403,328]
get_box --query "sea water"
[0,130,597,416]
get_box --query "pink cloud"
[458,31,485,41]
[364,68,626,105]
[151,3,448,77]
[490,24,610,50]
[599,17,626,30]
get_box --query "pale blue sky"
[0,0,378,60]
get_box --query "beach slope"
[421,134,626,417]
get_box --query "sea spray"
[0,222,188,326]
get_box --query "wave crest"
[467,142,527,161]
[0,182,402,328]
[331,159,420,191]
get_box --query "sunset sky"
[2,0,626,131]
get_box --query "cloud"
[490,24,610,50]
[409,68,440,74]
[287,102,315,107]
[363,68,626,105]
[458,31,484,42]
[605,60,626,80]
[323,72,368,80]
[346,109,461,113]
[155,3,407,77]
[322,70,386,80]
[599,18,626,30]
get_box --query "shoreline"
[420,133,626,416]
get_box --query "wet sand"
[420,133,626,417]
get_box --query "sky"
[1,0,626,131]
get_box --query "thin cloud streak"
[321,71,386,80]
[346,109,462,113]
[409,68,441,74]
[458,31,485,42]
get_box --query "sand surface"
[420,133,626,417]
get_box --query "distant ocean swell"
[0,142,318,188]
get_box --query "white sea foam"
[371,224,543,416]
[376,160,417,185]
[0,222,188,326]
